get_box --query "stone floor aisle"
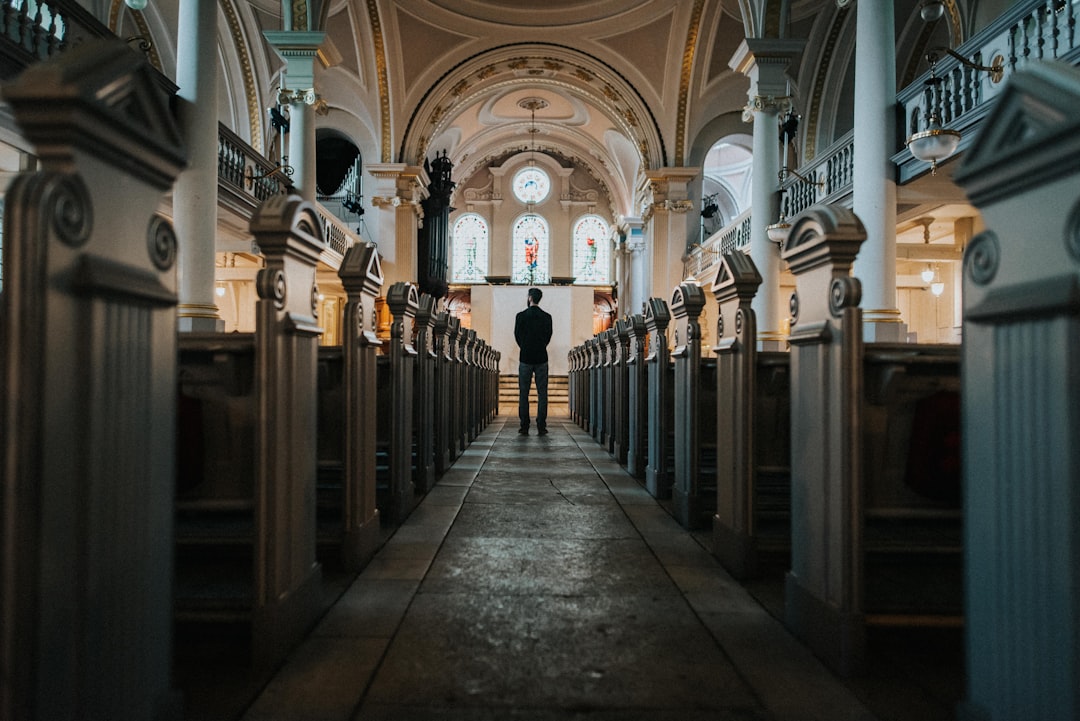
[237,412,882,721]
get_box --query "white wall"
[469,285,595,376]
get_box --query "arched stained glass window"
[511,214,549,284]
[451,213,489,283]
[512,167,550,204]
[572,215,610,285]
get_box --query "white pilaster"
[367,163,429,287]
[640,167,698,302]
[174,0,222,332]
[852,0,904,341]
[730,38,804,350]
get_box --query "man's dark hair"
[528,287,543,304]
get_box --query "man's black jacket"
[514,305,553,364]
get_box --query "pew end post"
[710,251,767,578]
[781,204,867,677]
[337,242,385,570]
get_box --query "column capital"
[263,31,341,88]
[729,38,806,99]
[742,94,794,122]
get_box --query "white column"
[285,90,317,202]
[263,32,340,203]
[174,0,223,332]
[730,39,804,350]
[851,0,904,341]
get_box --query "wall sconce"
[931,278,945,296]
[919,0,945,22]
[907,113,961,175]
[906,44,1005,174]
[215,283,226,298]
[245,160,294,189]
[343,192,365,216]
[766,215,791,248]
[700,193,719,220]
[921,265,936,283]
[778,166,824,190]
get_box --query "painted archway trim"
[675,0,705,166]
[365,0,392,163]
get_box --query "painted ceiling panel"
[394,5,476,96]
[326,6,360,76]
[594,9,675,103]
[428,0,651,27]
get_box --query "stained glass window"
[512,167,550,204]
[572,215,610,284]
[511,214,549,284]
[451,213,489,283]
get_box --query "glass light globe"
[931,281,945,296]
[920,0,945,22]
[921,266,935,283]
[125,0,148,10]
[907,116,961,175]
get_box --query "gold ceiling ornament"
[365,0,391,162]
[675,0,705,166]
[220,0,262,153]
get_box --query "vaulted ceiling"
[364,0,756,215]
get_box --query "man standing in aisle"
[514,287,553,436]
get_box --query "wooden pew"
[602,328,620,454]
[432,310,452,475]
[644,297,674,498]
[671,282,716,529]
[376,281,419,524]
[174,196,325,669]
[712,251,792,579]
[315,242,383,570]
[413,293,437,492]
[587,336,601,440]
[781,204,963,675]
[624,314,649,479]
[611,317,632,465]
[445,316,464,460]
[952,61,1080,719]
[860,344,961,623]
[568,345,582,426]
[592,331,608,444]
[463,329,479,442]
[0,40,186,719]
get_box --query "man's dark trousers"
[518,361,548,432]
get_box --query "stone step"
[499,374,568,403]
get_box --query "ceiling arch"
[398,42,666,217]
